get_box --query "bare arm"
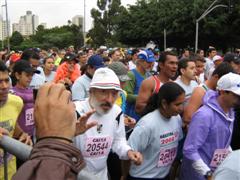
[183,87,206,124]
[135,78,154,114]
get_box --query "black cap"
[13,60,40,74]
[64,52,78,62]
[224,53,240,64]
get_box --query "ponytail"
[141,93,159,116]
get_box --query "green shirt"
[124,70,147,104]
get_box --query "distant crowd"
[1,44,240,180]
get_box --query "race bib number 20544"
[84,137,112,158]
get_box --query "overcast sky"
[0,0,136,31]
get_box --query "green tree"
[30,25,84,49]
[115,0,240,50]
[87,0,126,47]
[10,31,24,47]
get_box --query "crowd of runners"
[0,45,240,180]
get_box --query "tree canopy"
[88,0,240,51]
[9,24,84,50]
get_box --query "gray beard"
[89,97,110,115]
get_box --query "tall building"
[0,15,10,41]
[72,15,83,31]
[12,11,39,36]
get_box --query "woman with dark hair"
[127,82,185,180]
[38,56,56,82]
[11,60,35,139]
[11,60,35,168]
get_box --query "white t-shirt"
[71,74,91,101]
[128,109,183,179]
[29,73,45,89]
[128,60,136,70]
[152,62,158,72]
[207,67,215,80]
[174,78,198,106]
[204,58,214,79]
[74,99,131,180]
[198,73,205,83]
[38,67,56,82]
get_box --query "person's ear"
[161,99,168,110]
[15,72,21,80]
[180,68,185,75]
[212,74,219,80]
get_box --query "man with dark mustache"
[74,68,142,180]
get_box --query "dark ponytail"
[141,82,185,116]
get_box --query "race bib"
[84,136,112,158]
[210,149,230,168]
[157,146,177,167]
[160,131,179,145]
[25,108,34,126]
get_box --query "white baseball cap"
[217,72,240,96]
[90,68,122,91]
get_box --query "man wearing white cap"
[74,68,142,180]
[180,72,240,180]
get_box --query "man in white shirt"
[204,47,217,80]
[175,58,198,106]
[71,55,105,101]
[74,68,142,180]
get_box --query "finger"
[131,153,142,164]
[137,154,143,165]
[48,83,66,100]
[131,155,138,163]
[27,137,33,146]
[78,110,96,122]
[60,89,72,104]
[85,121,98,130]
[0,128,9,135]
[35,83,52,103]
[84,110,96,118]
[24,136,31,145]
[19,135,25,142]
[133,156,141,165]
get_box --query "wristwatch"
[204,170,213,179]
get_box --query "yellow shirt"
[0,94,23,180]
